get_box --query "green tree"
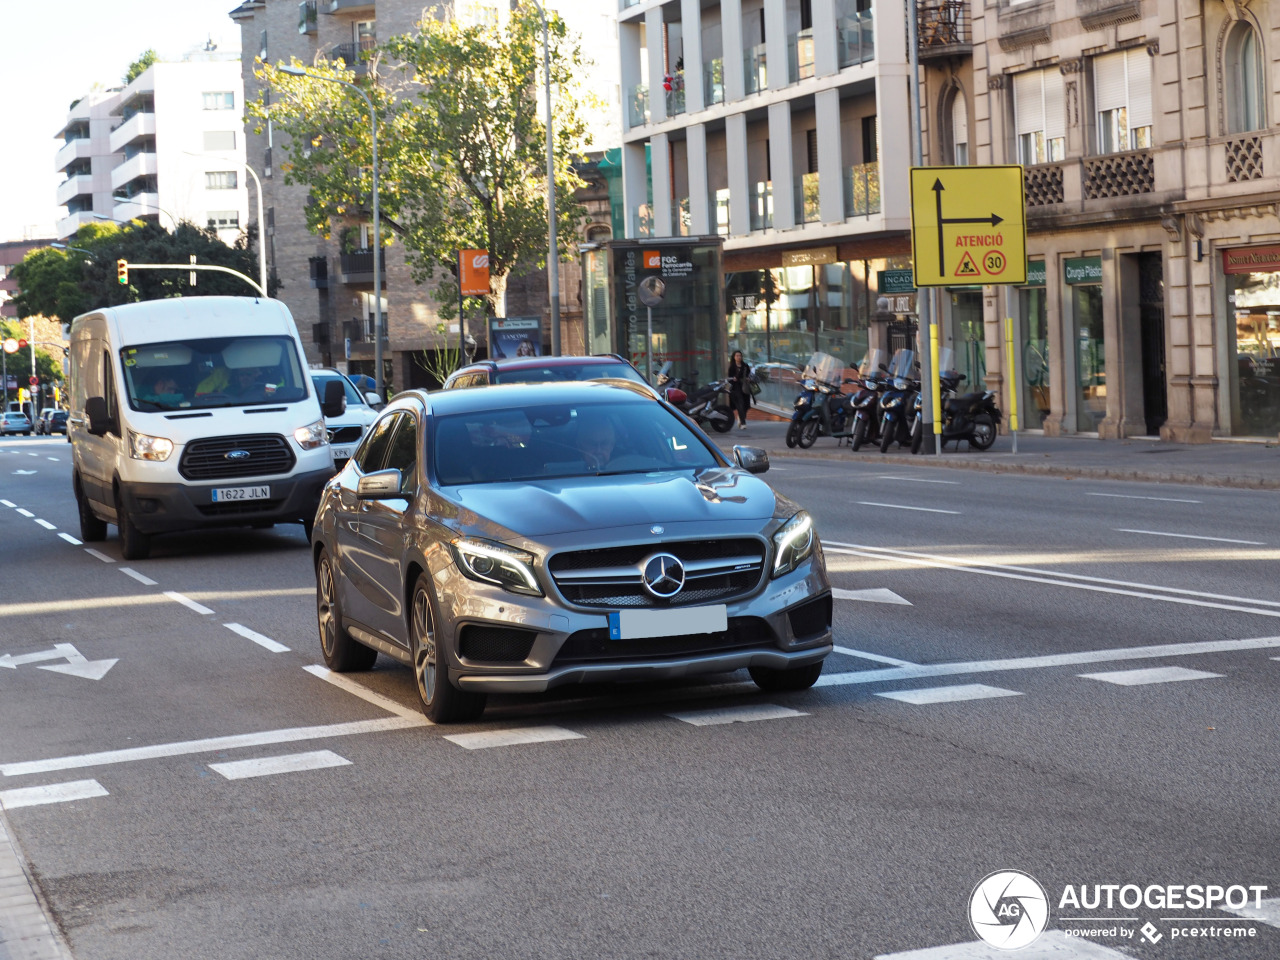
[252,5,595,317]
[124,50,159,84]
[0,320,63,388]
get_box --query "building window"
[203,91,235,110]
[204,131,236,151]
[207,211,240,230]
[861,115,878,164]
[1093,49,1152,153]
[1014,68,1065,164]
[940,85,969,165]
[1226,23,1265,133]
[205,171,239,190]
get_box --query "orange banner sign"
[460,249,490,295]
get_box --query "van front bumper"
[116,467,331,534]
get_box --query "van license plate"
[211,485,270,503]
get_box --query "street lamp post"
[526,0,561,355]
[278,64,384,399]
[181,153,268,296]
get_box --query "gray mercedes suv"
[311,380,832,722]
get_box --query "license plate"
[211,485,271,503]
[608,605,728,641]
[331,445,354,460]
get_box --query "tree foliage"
[9,221,260,325]
[124,50,159,85]
[251,5,596,316]
[0,320,63,385]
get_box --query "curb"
[0,808,73,960]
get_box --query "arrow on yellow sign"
[909,166,1027,286]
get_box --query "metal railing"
[664,70,686,117]
[917,0,971,57]
[837,6,875,66]
[744,44,768,95]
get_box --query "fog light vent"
[458,626,536,663]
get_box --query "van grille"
[179,434,296,480]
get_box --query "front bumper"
[117,466,333,534]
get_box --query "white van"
[68,296,345,559]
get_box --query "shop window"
[1093,49,1152,153]
[1014,68,1065,165]
[1225,23,1265,133]
[1227,253,1280,435]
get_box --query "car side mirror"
[364,391,385,410]
[732,445,769,475]
[356,468,403,499]
[85,396,114,437]
[321,380,346,419]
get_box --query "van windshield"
[120,336,309,411]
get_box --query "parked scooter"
[656,363,735,433]
[848,349,888,452]
[904,350,1002,451]
[908,349,959,454]
[791,352,859,449]
[785,375,818,448]
[877,349,920,453]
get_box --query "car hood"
[442,468,782,539]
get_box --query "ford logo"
[225,450,251,461]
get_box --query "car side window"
[382,413,419,497]
[352,413,398,473]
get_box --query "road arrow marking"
[0,643,117,680]
[833,587,913,605]
[41,659,118,680]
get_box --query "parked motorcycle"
[849,349,888,452]
[908,348,959,454]
[903,350,1001,451]
[790,352,858,449]
[786,376,818,448]
[656,363,735,433]
[877,349,920,453]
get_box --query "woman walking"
[726,350,752,429]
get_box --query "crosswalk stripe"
[876,684,1022,705]
[0,779,108,810]
[667,703,806,726]
[443,727,585,750]
[875,931,1132,959]
[209,750,351,780]
[834,587,912,605]
[1079,666,1223,686]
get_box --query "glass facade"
[948,289,985,391]
[1019,285,1050,427]
[1225,249,1280,436]
[1073,283,1106,432]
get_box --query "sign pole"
[1005,311,1020,454]
[457,250,464,362]
[906,0,936,455]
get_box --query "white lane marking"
[224,622,290,653]
[0,499,13,507]
[814,635,1280,690]
[834,587,912,606]
[209,749,350,780]
[443,727,585,751]
[163,590,213,615]
[59,532,82,545]
[876,476,960,484]
[855,501,960,515]
[47,457,60,462]
[1223,896,1280,928]
[119,567,157,586]
[1087,492,1201,503]
[0,716,426,778]
[833,646,918,667]
[874,931,1131,959]
[1116,528,1265,545]
[84,548,114,563]
[15,508,33,517]
[26,453,37,457]
[876,684,1022,705]
[303,664,430,723]
[0,779,109,810]
[824,542,1280,618]
[34,519,56,530]
[1079,666,1224,686]
[668,703,807,726]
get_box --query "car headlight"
[772,512,815,578]
[451,538,543,596]
[294,419,328,450]
[128,430,173,461]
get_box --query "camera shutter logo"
[969,870,1050,950]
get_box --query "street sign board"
[28,376,38,386]
[878,269,917,294]
[909,166,1027,286]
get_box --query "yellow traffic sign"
[909,166,1027,286]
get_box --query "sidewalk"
[712,413,1280,490]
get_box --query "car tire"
[315,548,376,672]
[115,490,151,561]
[749,660,824,692]
[75,475,108,542]
[410,573,486,723]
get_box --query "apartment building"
[56,51,250,248]
[229,0,622,390]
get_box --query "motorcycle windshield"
[887,348,916,380]
[858,348,886,378]
[936,347,957,378]
[804,352,844,388]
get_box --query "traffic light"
[116,259,128,285]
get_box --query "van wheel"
[75,477,107,542]
[115,490,151,560]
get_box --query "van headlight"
[128,430,173,461]
[451,538,543,596]
[772,511,815,578]
[294,419,328,450]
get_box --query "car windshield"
[310,373,365,407]
[433,400,720,484]
[492,362,646,386]
[120,336,309,411]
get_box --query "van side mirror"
[85,396,114,437]
[321,380,346,419]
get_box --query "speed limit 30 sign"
[909,166,1027,286]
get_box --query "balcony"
[750,181,773,231]
[918,0,971,60]
[111,152,158,192]
[627,84,649,127]
[326,38,376,73]
[788,29,815,84]
[55,174,94,207]
[108,111,157,153]
[794,172,820,224]
[299,0,317,34]
[336,249,386,285]
[113,193,161,222]
[309,256,329,289]
[326,0,374,12]
[56,211,97,239]
[838,8,875,67]
[54,138,93,173]
[664,71,686,117]
[1024,162,1065,207]
[1082,149,1154,199]
[744,44,768,95]
[843,162,881,217]
[703,58,724,107]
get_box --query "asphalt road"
[1,433,1278,960]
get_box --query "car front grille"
[552,616,774,666]
[326,425,363,444]
[547,538,766,609]
[179,434,297,481]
